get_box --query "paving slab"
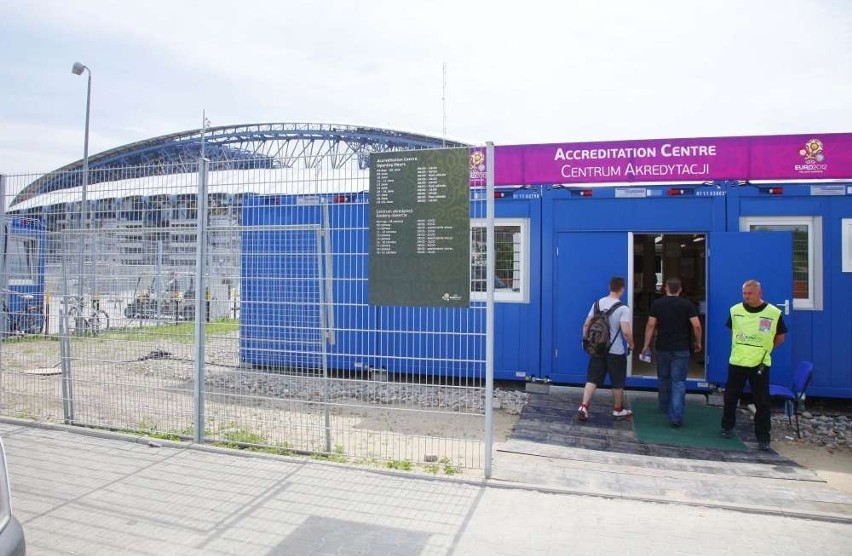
[493,387,852,521]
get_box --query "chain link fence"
[0,154,509,473]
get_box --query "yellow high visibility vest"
[729,303,781,367]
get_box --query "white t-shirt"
[587,296,631,355]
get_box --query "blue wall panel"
[733,184,852,397]
[540,185,728,387]
[241,191,542,381]
[240,180,852,398]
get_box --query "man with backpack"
[578,276,635,421]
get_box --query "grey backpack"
[583,301,623,357]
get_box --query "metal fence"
[0,152,497,473]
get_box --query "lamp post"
[72,62,91,330]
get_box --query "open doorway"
[632,233,707,380]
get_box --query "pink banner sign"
[469,147,487,187]
[490,133,852,186]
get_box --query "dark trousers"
[721,363,771,443]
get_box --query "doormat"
[631,401,747,451]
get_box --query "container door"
[552,232,629,384]
[707,231,794,387]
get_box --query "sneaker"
[720,429,732,439]
[577,403,589,422]
[612,407,633,420]
[758,441,772,452]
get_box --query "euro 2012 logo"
[470,150,486,173]
[799,138,825,163]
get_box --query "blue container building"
[240,180,852,398]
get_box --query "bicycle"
[63,295,110,336]
[1,289,44,337]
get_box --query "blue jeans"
[656,350,691,423]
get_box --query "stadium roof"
[10,168,369,212]
[13,123,469,206]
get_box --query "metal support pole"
[60,260,75,423]
[155,241,163,320]
[73,64,92,335]
[317,227,331,453]
[322,203,335,346]
[484,141,495,478]
[0,175,8,342]
[193,159,209,443]
[201,110,208,158]
[0,176,7,386]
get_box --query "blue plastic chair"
[769,361,814,438]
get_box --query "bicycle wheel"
[86,314,101,336]
[96,310,110,331]
[22,307,43,335]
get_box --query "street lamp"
[72,62,91,331]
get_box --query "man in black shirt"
[641,277,702,427]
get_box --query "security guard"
[720,279,787,451]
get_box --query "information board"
[369,148,470,307]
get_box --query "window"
[6,237,39,285]
[470,218,529,303]
[740,216,822,310]
[843,219,852,273]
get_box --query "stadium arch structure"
[13,122,469,206]
[8,123,470,269]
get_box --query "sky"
[1,0,851,178]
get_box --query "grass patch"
[3,334,56,344]
[143,431,184,441]
[209,426,293,456]
[135,420,190,441]
[242,442,293,456]
[440,456,461,475]
[354,457,383,468]
[11,410,39,421]
[423,463,440,474]
[385,459,414,471]
[311,444,348,463]
[99,318,238,342]
[218,427,267,447]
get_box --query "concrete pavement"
[494,387,852,521]
[2,420,851,555]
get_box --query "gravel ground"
[772,410,852,452]
[2,330,848,473]
[0,331,528,472]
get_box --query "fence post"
[0,175,6,382]
[193,159,209,444]
[484,142,495,479]
[59,260,75,423]
[317,226,331,453]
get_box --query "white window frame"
[470,218,530,303]
[842,219,852,273]
[5,236,39,286]
[740,215,822,310]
